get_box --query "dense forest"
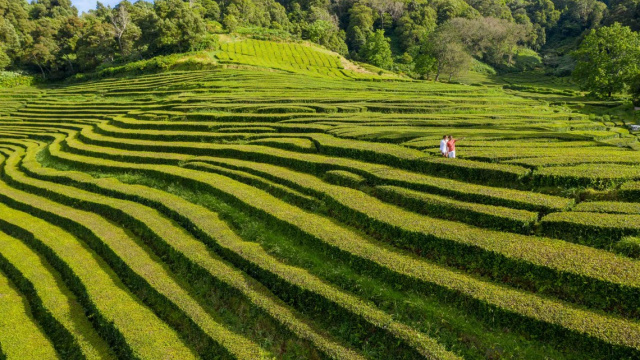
[0,0,639,96]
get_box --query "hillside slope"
[0,66,639,359]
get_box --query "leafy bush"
[0,71,37,88]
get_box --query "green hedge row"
[2,146,262,360]
[615,236,640,258]
[0,236,85,359]
[43,137,640,358]
[540,212,640,247]
[34,139,457,360]
[184,162,320,210]
[323,170,366,188]
[75,124,571,213]
[248,137,317,153]
[0,266,58,359]
[0,149,219,360]
[574,201,640,214]
[184,155,640,319]
[0,172,140,359]
[619,181,640,201]
[25,145,378,360]
[110,115,330,133]
[308,134,531,186]
[373,185,537,234]
[533,164,640,189]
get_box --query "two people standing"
[440,135,464,158]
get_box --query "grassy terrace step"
[44,134,640,357]
[132,110,321,123]
[71,126,570,212]
[373,185,538,234]
[189,160,536,235]
[447,140,603,148]
[533,164,640,189]
[54,72,215,94]
[3,116,101,125]
[0,183,193,359]
[540,212,640,247]
[323,170,366,187]
[183,162,320,209]
[26,141,460,360]
[11,111,111,120]
[0,230,113,359]
[306,134,532,185]
[16,144,405,360]
[247,138,317,152]
[16,108,128,114]
[0,266,58,360]
[109,116,330,132]
[459,147,630,162]
[507,155,640,167]
[0,146,270,360]
[620,182,640,201]
[574,201,640,214]
[182,156,640,313]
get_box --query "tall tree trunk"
[34,60,46,80]
[66,57,74,73]
[117,36,124,56]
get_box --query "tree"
[305,20,348,54]
[413,51,436,79]
[346,3,374,53]
[446,17,529,66]
[605,0,640,31]
[0,0,33,61]
[395,2,436,54]
[425,25,473,81]
[358,29,393,69]
[223,14,238,32]
[0,18,22,62]
[199,0,221,20]
[23,18,59,78]
[75,15,116,70]
[368,0,404,29]
[0,48,10,70]
[154,0,206,53]
[572,23,640,97]
[55,15,82,73]
[110,2,133,55]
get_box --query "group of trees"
[0,0,226,77]
[0,0,636,82]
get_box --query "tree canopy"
[572,23,640,97]
[0,0,636,86]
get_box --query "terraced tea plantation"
[1,67,640,360]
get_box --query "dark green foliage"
[572,23,640,98]
[614,237,640,258]
[630,73,640,106]
[0,0,637,82]
[358,29,393,69]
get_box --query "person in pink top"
[447,135,464,158]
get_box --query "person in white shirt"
[440,135,448,157]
